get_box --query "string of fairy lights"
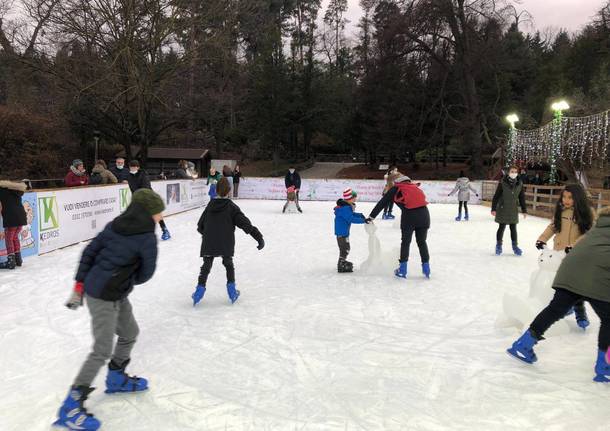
[505,104,610,184]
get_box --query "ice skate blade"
[506,348,537,364]
[104,386,149,394]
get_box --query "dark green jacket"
[553,210,610,303]
[492,177,526,225]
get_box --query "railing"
[481,181,610,218]
[417,154,471,163]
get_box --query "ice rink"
[1,201,608,431]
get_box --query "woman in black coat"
[0,180,28,269]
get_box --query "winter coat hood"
[112,202,156,236]
[0,180,27,192]
[207,197,232,213]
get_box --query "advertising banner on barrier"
[151,180,209,216]
[0,191,39,260]
[236,178,482,204]
[37,185,125,254]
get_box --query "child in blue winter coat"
[55,189,165,431]
[335,188,367,273]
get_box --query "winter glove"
[565,246,572,254]
[535,241,546,250]
[366,217,374,224]
[250,227,265,250]
[65,281,84,310]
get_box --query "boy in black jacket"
[55,189,165,431]
[192,178,264,306]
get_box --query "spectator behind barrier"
[90,160,118,185]
[65,159,89,187]
[110,157,130,183]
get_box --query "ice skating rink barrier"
[0,179,209,259]
[0,178,480,260]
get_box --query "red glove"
[65,282,84,310]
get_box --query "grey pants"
[74,295,139,387]
[337,236,350,260]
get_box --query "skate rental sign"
[236,178,482,204]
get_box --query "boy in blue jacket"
[55,189,165,431]
[335,188,367,273]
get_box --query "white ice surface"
[1,201,608,431]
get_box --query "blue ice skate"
[161,228,171,241]
[192,284,206,306]
[455,215,462,221]
[594,350,610,383]
[464,214,469,221]
[53,386,101,430]
[577,317,590,330]
[386,213,396,219]
[105,360,148,394]
[422,262,431,279]
[227,282,240,304]
[507,330,538,364]
[495,242,503,256]
[395,262,407,279]
[512,242,523,256]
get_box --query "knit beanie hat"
[131,189,165,216]
[343,188,357,200]
[72,159,84,167]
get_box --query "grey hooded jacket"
[449,177,478,202]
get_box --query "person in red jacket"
[65,159,90,187]
[367,175,431,279]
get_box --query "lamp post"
[550,101,569,184]
[93,130,101,162]
[505,114,519,168]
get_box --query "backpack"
[90,172,103,185]
[394,183,428,209]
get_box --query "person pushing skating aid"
[334,188,367,273]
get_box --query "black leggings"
[496,223,517,243]
[159,219,167,230]
[458,201,468,217]
[400,227,430,263]
[530,288,609,350]
[198,256,235,285]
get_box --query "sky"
[328,0,607,38]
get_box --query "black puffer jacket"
[0,181,27,228]
[128,170,152,192]
[75,202,158,301]
[110,166,131,183]
[197,198,263,257]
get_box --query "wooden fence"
[481,181,610,218]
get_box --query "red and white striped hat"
[342,188,357,200]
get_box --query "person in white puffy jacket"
[448,171,478,221]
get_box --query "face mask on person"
[509,172,518,180]
[116,164,124,170]
[289,169,295,174]
[130,169,138,175]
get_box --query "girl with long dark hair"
[536,183,595,329]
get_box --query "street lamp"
[506,114,519,128]
[551,100,570,112]
[93,130,101,162]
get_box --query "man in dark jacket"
[507,206,610,383]
[110,157,130,183]
[127,160,170,240]
[0,180,28,269]
[56,189,165,431]
[285,166,303,213]
[192,178,264,306]
[367,175,431,279]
